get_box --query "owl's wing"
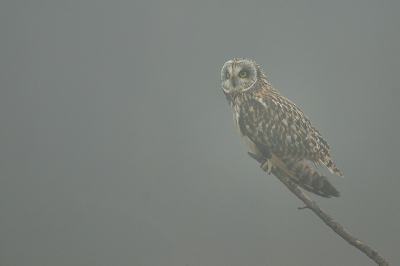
[237,95,341,197]
[239,93,342,176]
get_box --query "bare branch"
[248,152,390,266]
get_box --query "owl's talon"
[261,160,275,175]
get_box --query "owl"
[221,58,342,198]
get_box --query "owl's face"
[221,58,259,94]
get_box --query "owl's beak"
[231,77,237,88]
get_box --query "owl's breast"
[231,100,267,157]
[233,96,299,159]
[228,107,252,157]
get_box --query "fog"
[1,1,399,265]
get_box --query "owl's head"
[221,58,264,94]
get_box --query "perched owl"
[221,58,342,198]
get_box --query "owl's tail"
[270,154,340,198]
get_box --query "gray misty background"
[1,1,399,266]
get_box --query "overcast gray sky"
[1,1,399,265]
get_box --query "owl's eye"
[226,72,230,79]
[239,70,247,78]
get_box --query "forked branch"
[248,152,390,266]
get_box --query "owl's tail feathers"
[320,155,343,177]
[270,154,340,198]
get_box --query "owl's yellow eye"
[226,73,230,79]
[239,70,247,78]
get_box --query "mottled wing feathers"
[237,96,341,197]
[253,92,342,176]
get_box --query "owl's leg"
[247,152,276,174]
[261,160,276,175]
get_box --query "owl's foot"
[261,160,275,175]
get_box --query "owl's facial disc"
[221,58,258,93]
